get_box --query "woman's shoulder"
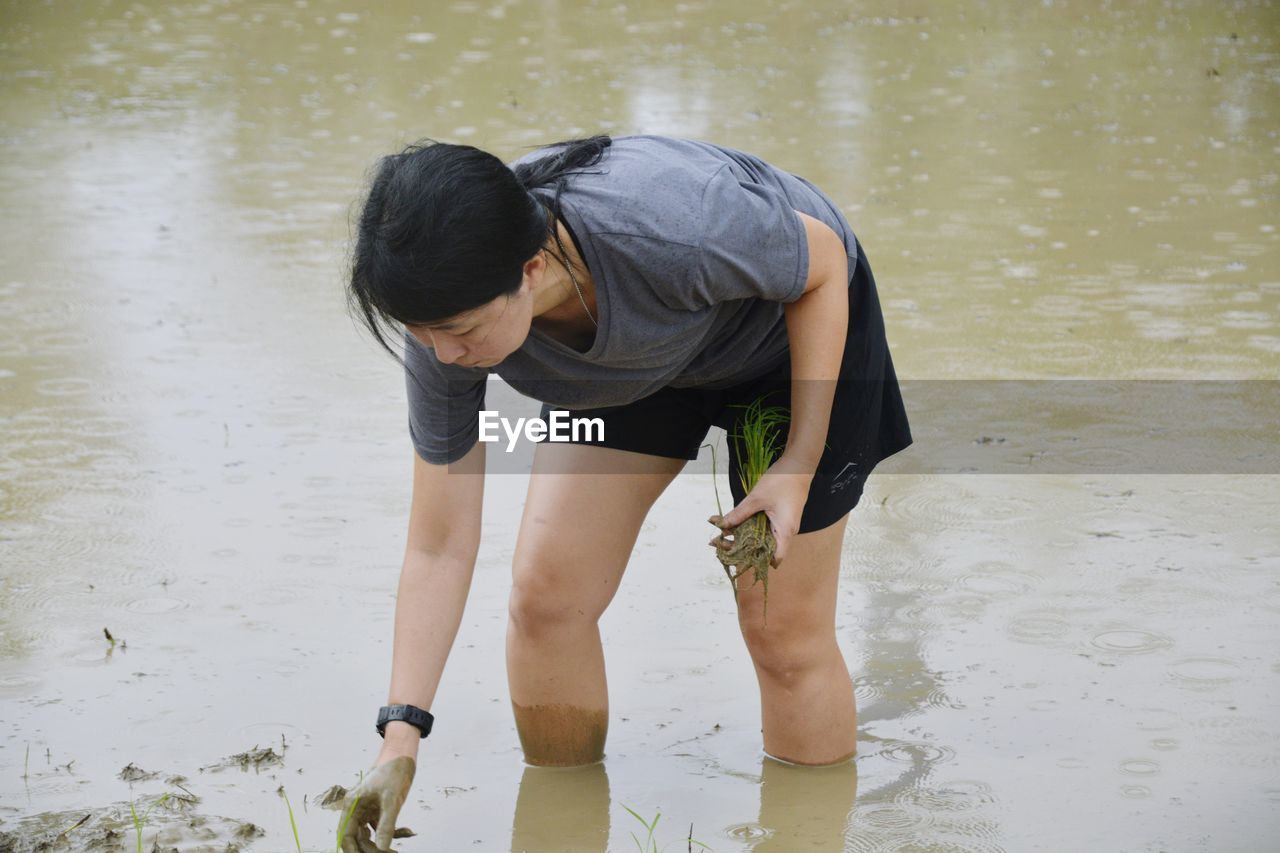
[550,138,733,245]
[603,135,744,182]
[513,133,728,167]
[516,136,730,196]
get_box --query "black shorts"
[538,242,913,534]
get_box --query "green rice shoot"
[711,395,790,620]
[335,791,362,852]
[281,788,303,853]
[129,792,170,853]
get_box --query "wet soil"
[0,794,264,853]
[510,703,610,767]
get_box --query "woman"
[333,134,911,850]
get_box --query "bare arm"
[714,210,848,564]
[781,210,850,471]
[379,440,486,759]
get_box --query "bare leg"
[506,444,685,766]
[735,514,857,765]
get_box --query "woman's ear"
[522,249,548,290]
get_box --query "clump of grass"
[708,396,790,620]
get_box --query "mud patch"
[199,746,284,773]
[117,763,159,783]
[511,702,609,767]
[0,794,264,852]
[1,744,294,852]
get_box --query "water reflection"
[754,755,858,851]
[508,755,858,852]
[511,763,611,852]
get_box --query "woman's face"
[406,270,538,369]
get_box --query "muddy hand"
[327,755,416,853]
[707,514,732,551]
[708,513,757,562]
[708,457,812,567]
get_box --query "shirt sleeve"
[404,331,489,465]
[693,163,810,308]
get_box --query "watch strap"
[377,704,434,739]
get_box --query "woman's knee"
[508,549,613,637]
[737,520,847,682]
[739,613,839,685]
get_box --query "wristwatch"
[377,704,435,739]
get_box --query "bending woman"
[334,134,911,849]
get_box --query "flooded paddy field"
[2,1,1278,850]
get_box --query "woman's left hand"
[709,453,815,567]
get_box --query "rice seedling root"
[709,512,776,595]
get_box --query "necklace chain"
[550,216,597,329]
[544,203,598,329]
[565,260,597,329]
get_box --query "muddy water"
[1,0,1277,850]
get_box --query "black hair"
[347,135,612,361]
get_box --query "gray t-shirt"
[406,135,860,464]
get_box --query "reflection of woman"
[334,135,910,847]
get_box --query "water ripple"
[878,489,1042,529]
[1006,610,1071,645]
[1088,629,1173,655]
[0,673,41,692]
[723,823,771,841]
[854,801,935,833]
[877,741,957,766]
[896,779,997,813]
[1118,758,1161,776]
[957,563,1039,598]
[894,596,988,628]
[1167,656,1241,687]
[124,596,190,615]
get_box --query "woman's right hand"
[329,723,420,852]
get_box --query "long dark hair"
[348,135,612,360]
